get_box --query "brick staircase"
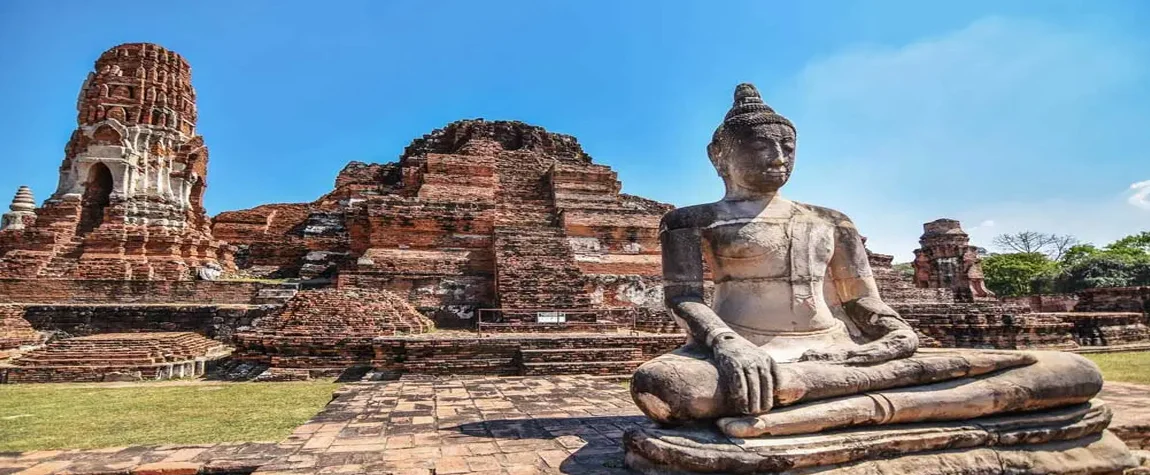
[517,347,644,376]
[492,154,595,316]
[36,235,84,278]
[3,332,232,383]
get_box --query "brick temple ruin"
[212,119,674,332]
[0,43,232,281]
[873,220,1150,350]
[0,42,1148,383]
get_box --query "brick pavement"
[1102,381,1150,450]
[254,376,650,475]
[0,442,293,475]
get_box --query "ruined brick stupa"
[213,119,673,328]
[913,218,995,300]
[0,43,232,280]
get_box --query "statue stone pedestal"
[624,400,1136,474]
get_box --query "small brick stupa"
[234,288,435,369]
[0,43,232,280]
[913,218,995,301]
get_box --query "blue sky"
[1,1,1147,260]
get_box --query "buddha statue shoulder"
[630,83,1106,440]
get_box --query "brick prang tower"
[0,43,232,280]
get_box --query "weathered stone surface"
[1,332,231,383]
[626,83,1134,474]
[0,43,233,281]
[625,400,1132,474]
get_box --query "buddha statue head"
[707,83,796,196]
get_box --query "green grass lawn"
[1084,351,1150,385]
[0,380,340,452]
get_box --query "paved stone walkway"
[1103,381,1150,450]
[0,442,293,475]
[1,376,1147,474]
[255,376,646,475]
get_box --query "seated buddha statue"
[629,83,1107,441]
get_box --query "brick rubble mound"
[234,288,435,369]
[2,332,231,383]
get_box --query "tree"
[992,231,1078,259]
[1049,232,1150,292]
[1048,234,1080,261]
[1104,231,1150,258]
[1053,254,1150,292]
[992,231,1051,254]
[981,252,1058,297]
[1059,244,1100,266]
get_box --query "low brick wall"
[2,360,204,384]
[18,304,270,344]
[1052,312,1150,347]
[895,302,1078,350]
[1076,286,1150,313]
[1001,294,1079,312]
[372,333,684,376]
[0,279,272,304]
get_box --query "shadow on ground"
[456,415,655,473]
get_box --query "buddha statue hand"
[799,297,918,365]
[711,329,775,415]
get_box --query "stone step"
[519,347,641,363]
[402,358,518,376]
[520,360,645,376]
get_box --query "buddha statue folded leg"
[716,350,1104,438]
[630,345,1094,430]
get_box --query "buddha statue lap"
[622,83,1137,474]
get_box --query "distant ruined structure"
[912,218,994,301]
[213,119,672,328]
[0,43,231,281]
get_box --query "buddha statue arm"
[661,219,775,415]
[801,218,918,364]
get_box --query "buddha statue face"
[707,83,797,197]
[709,123,796,194]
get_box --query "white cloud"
[780,16,1147,261]
[1128,180,1150,210]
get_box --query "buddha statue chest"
[703,217,836,282]
[701,214,843,350]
